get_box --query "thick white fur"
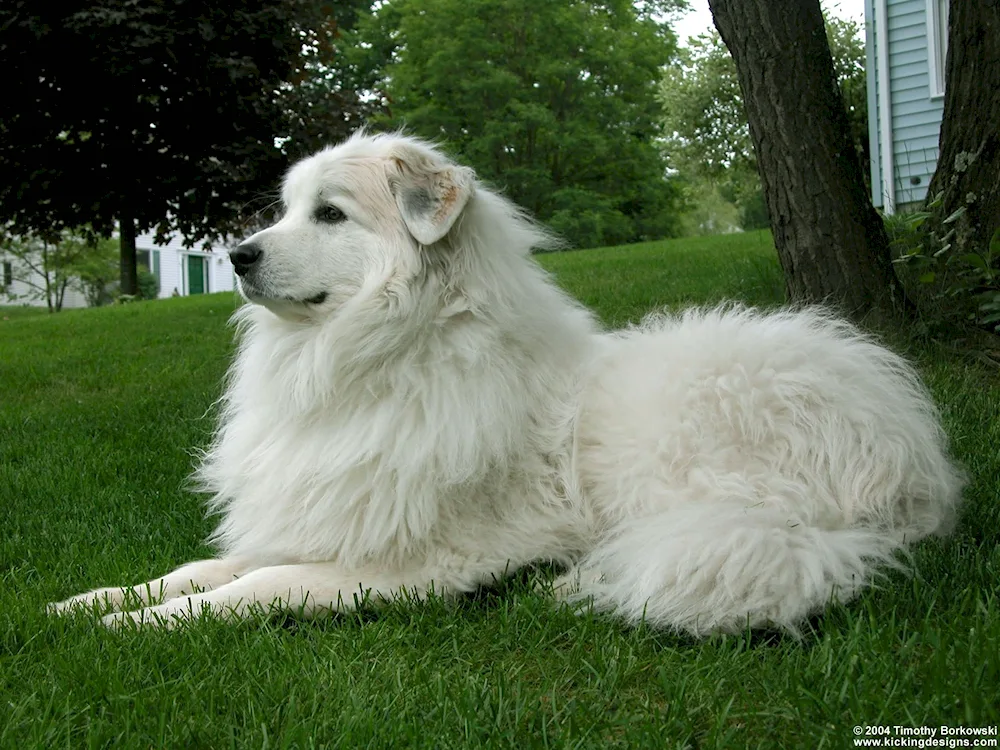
[50,132,965,635]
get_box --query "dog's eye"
[315,205,346,224]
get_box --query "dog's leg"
[100,560,482,629]
[48,557,259,615]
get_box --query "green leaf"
[960,253,990,271]
[918,271,936,284]
[943,206,967,224]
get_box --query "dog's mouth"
[238,279,327,307]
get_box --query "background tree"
[658,30,762,233]
[69,237,120,307]
[917,0,1000,331]
[0,230,101,312]
[826,13,871,189]
[350,0,685,249]
[0,1,367,296]
[276,3,381,162]
[660,15,868,235]
[708,0,904,315]
[924,0,1000,256]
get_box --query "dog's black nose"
[230,242,263,276]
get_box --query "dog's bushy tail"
[567,501,907,636]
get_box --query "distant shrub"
[137,271,160,301]
[546,188,633,250]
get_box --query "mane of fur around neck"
[196,181,597,568]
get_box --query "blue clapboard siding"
[867,0,945,209]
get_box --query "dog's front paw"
[47,586,129,616]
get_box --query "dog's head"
[231,133,477,319]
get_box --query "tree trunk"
[42,241,54,313]
[55,277,68,312]
[923,0,1000,260]
[709,0,908,317]
[119,204,138,297]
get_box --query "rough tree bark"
[923,0,1000,259]
[709,0,908,317]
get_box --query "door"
[187,255,207,295]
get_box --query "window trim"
[927,0,948,99]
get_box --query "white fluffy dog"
[51,132,965,635]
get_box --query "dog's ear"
[388,145,476,245]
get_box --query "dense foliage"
[347,0,686,249]
[660,14,868,233]
[890,203,1000,334]
[0,0,369,292]
[0,231,117,312]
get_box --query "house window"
[928,0,948,98]
[2,260,11,289]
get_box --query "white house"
[865,0,949,213]
[135,230,236,300]
[0,255,89,310]
[2,230,236,309]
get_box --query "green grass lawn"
[2,232,998,748]
[0,305,52,321]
